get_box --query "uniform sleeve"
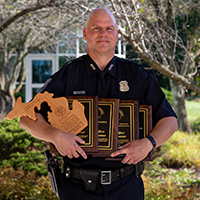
[141,71,177,127]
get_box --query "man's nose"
[99,28,108,36]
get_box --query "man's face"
[83,9,118,56]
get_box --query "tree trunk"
[170,80,192,134]
[0,90,14,120]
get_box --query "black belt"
[64,162,144,191]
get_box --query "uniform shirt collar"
[85,54,117,78]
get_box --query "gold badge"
[119,80,130,92]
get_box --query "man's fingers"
[67,154,73,159]
[121,155,130,164]
[73,143,87,159]
[78,148,87,159]
[55,133,87,159]
[118,142,129,149]
[111,149,125,157]
[75,135,85,145]
[72,150,80,158]
[73,136,87,159]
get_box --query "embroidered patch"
[119,80,130,92]
[38,78,52,93]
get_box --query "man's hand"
[19,113,87,160]
[111,138,152,165]
[53,130,87,159]
[111,117,178,165]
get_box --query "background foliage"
[0,96,200,199]
[0,118,47,175]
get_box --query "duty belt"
[64,162,144,191]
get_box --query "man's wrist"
[145,134,156,150]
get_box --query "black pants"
[59,173,144,200]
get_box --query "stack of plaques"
[5,91,153,161]
[65,96,153,161]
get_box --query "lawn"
[185,98,200,121]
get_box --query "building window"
[32,60,52,83]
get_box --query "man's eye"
[108,27,114,31]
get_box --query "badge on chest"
[119,80,130,92]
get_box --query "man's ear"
[116,29,119,40]
[83,28,87,40]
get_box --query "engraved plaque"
[107,100,139,160]
[92,98,119,157]
[66,96,98,153]
[139,105,153,161]
[118,100,139,148]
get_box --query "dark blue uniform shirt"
[39,54,176,170]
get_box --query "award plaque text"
[67,96,98,153]
[118,100,139,149]
[92,98,119,157]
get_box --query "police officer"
[19,7,178,200]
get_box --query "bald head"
[83,7,118,67]
[86,7,116,28]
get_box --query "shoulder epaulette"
[117,56,140,67]
[61,56,84,69]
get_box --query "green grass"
[185,99,200,121]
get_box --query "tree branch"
[120,29,200,94]
[0,1,63,33]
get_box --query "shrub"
[0,118,48,175]
[143,168,200,200]
[190,118,200,134]
[1,151,47,175]
[0,166,58,200]
[143,130,200,200]
[158,131,200,168]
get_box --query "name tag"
[73,90,86,95]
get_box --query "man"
[19,7,178,200]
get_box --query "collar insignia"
[119,80,130,92]
[108,64,114,71]
[90,64,96,71]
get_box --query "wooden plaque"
[107,100,140,161]
[5,91,89,154]
[66,96,98,153]
[118,100,139,148]
[139,105,153,161]
[92,98,119,157]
